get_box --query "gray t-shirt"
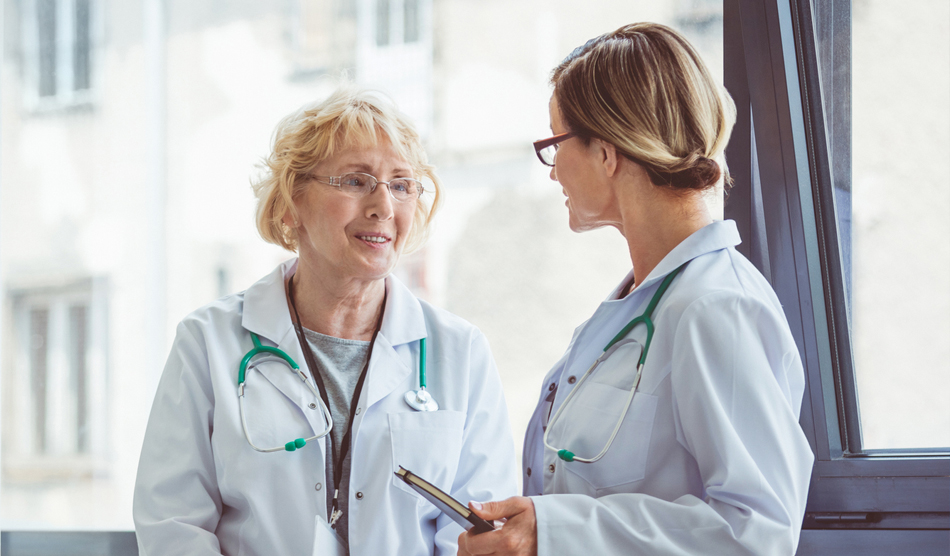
[302,328,371,551]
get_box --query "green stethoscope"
[238,332,333,452]
[237,323,437,453]
[543,263,686,464]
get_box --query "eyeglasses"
[533,131,577,167]
[311,172,425,202]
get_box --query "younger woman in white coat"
[458,23,814,556]
[133,86,518,556]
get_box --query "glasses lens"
[388,178,421,201]
[339,173,375,195]
[540,145,557,166]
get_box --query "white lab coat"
[133,260,518,556]
[522,220,814,555]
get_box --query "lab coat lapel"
[241,260,427,414]
[364,333,413,409]
[365,274,427,409]
[240,259,327,451]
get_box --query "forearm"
[533,492,798,556]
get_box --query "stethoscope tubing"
[238,332,334,453]
[542,351,645,464]
[542,263,686,465]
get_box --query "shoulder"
[176,291,246,345]
[664,246,786,324]
[416,297,486,347]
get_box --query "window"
[837,0,949,451]
[373,0,420,47]
[3,279,109,481]
[21,0,96,110]
[357,0,432,137]
[724,0,949,552]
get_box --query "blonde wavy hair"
[252,85,443,253]
[552,23,736,191]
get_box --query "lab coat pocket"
[389,410,465,502]
[312,514,346,556]
[561,382,658,490]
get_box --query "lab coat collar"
[242,258,427,348]
[616,220,742,296]
[242,259,427,411]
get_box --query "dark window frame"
[724,0,949,552]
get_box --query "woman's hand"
[457,497,538,556]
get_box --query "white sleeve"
[133,322,224,556]
[434,331,519,555]
[532,293,814,556]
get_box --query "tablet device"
[394,466,495,534]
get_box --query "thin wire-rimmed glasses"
[533,131,577,167]
[311,172,425,202]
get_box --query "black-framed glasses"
[311,172,425,202]
[533,131,577,167]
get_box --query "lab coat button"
[548,464,555,473]
[308,402,317,409]
[356,491,364,500]
[356,407,362,415]
[315,483,322,491]
[526,467,532,477]
[548,383,556,392]
[567,376,576,384]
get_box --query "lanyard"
[288,275,385,528]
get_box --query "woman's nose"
[550,165,557,181]
[365,184,395,220]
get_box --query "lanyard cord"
[287,274,386,528]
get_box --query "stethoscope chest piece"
[405,388,439,412]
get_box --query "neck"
[617,182,712,290]
[287,259,386,341]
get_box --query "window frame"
[723,0,949,548]
[20,0,99,112]
[3,277,110,480]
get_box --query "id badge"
[312,515,346,556]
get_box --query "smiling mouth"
[356,235,390,244]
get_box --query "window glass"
[404,0,420,43]
[37,0,58,97]
[850,0,950,449]
[376,0,390,46]
[1,0,721,529]
[73,0,92,91]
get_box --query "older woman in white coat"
[133,87,518,556]
[458,23,813,556]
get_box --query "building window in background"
[22,0,95,110]
[374,0,421,47]
[3,282,108,482]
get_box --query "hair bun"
[668,157,720,190]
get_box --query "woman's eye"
[341,175,366,187]
[390,179,410,193]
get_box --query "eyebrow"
[339,162,413,176]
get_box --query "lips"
[355,233,391,244]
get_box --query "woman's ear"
[593,139,620,178]
[281,208,299,229]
